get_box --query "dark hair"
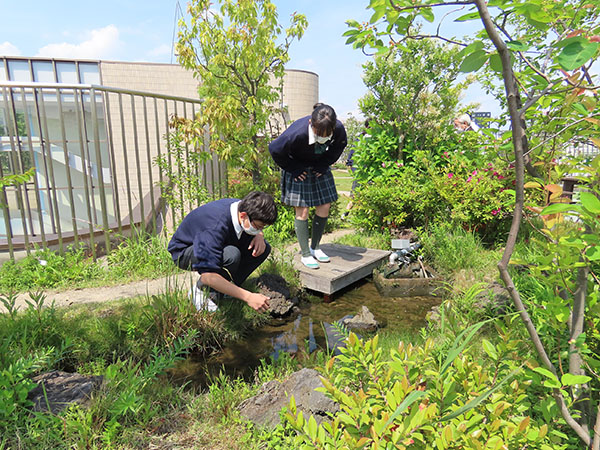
[311,103,337,136]
[238,191,278,225]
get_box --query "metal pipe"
[103,91,122,235]
[90,87,111,253]
[142,96,156,234]
[131,94,145,234]
[19,87,48,247]
[117,92,134,234]
[56,86,80,247]
[74,88,97,259]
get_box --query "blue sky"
[0,0,498,119]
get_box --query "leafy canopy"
[176,0,307,178]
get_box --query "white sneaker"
[310,248,330,263]
[301,255,320,269]
[188,286,219,312]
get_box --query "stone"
[342,305,379,333]
[238,368,339,429]
[28,371,104,414]
[474,281,511,313]
[255,273,299,317]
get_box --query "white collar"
[307,122,316,145]
[230,201,243,239]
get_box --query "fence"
[0,81,226,261]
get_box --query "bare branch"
[524,114,600,156]
[519,80,564,113]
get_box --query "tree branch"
[473,0,591,445]
[522,114,600,157]
[592,405,600,450]
[390,0,475,12]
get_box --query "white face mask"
[315,134,332,144]
[242,216,261,235]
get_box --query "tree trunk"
[570,256,590,430]
[473,0,591,446]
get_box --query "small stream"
[174,280,441,386]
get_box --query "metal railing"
[0,81,226,261]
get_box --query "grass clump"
[0,232,176,294]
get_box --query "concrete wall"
[100,61,200,98]
[282,69,319,122]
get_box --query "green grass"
[0,232,177,294]
[332,168,355,192]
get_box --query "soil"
[4,229,355,313]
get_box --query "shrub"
[285,334,565,449]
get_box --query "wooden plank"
[292,243,391,295]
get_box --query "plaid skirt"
[280,168,338,207]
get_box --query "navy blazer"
[168,199,253,275]
[269,115,347,176]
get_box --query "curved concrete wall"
[282,69,319,121]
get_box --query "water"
[173,281,441,386]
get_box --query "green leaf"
[506,40,529,52]
[586,246,600,261]
[561,373,592,386]
[540,203,575,214]
[383,390,428,429]
[454,11,481,22]
[532,366,558,381]
[580,192,600,214]
[572,103,588,115]
[421,7,435,23]
[557,40,600,71]
[533,367,561,388]
[489,53,503,73]
[460,50,488,72]
[458,40,484,58]
[370,6,386,23]
[440,369,519,421]
[481,339,498,360]
[440,318,492,376]
[523,4,551,23]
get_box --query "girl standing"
[269,103,347,269]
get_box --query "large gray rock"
[255,273,299,317]
[28,371,104,414]
[238,368,339,429]
[342,305,379,332]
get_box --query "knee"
[223,245,241,266]
[295,207,309,220]
[316,203,331,217]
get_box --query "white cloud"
[36,25,121,59]
[0,41,21,56]
[148,43,172,58]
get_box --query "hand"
[248,234,266,257]
[245,292,270,312]
[314,167,328,177]
[294,171,307,181]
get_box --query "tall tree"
[176,0,307,185]
[347,0,600,447]
[359,38,471,158]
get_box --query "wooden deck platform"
[292,243,391,295]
